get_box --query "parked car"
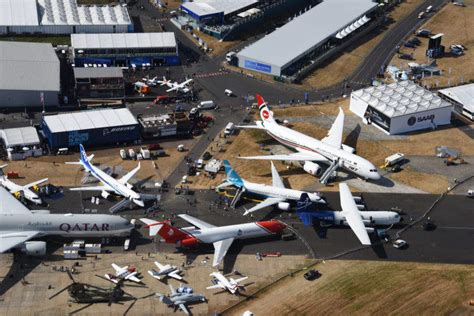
[304,270,321,281]
[393,239,408,249]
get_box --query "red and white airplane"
[105,263,142,283]
[238,94,381,184]
[140,214,286,267]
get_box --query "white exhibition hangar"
[350,81,453,135]
[236,0,378,77]
[438,83,474,120]
[0,0,132,35]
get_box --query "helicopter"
[49,268,153,314]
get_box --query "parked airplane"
[297,183,401,245]
[0,164,48,205]
[66,144,145,209]
[156,284,207,315]
[148,261,183,281]
[104,263,142,283]
[142,75,159,86]
[158,76,193,93]
[238,94,381,184]
[207,271,248,295]
[141,214,286,267]
[0,186,134,256]
[217,160,324,215]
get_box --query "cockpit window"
[370,169,377,172]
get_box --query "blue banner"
[244,60,272,73]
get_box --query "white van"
[224,122,235,136]
[225,51,236,62]
[198,100,216,109]
[224,89,233,97]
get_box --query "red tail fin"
[256,94,274,123]
[154,221,191,243]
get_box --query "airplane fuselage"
[263,121,380,181]
[312,210,400,226]
[243,180,322,203]
[0,213,134,237]
[182,222,285,244]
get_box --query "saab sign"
[244,60,272,73]
[407,114,435,126]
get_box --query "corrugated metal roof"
[237,0,377,69]
[0,126,40,147]
[0,41,59,92]
[74,67,123,79]
[181,0,258,16]
[352,81,451,118]
[71,32,177,49]
[438,83,474,113]
[0,0,39,26]
[43,108,138,133]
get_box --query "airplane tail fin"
[140,218,191,243]
[223,160,243,187]
[256,94,275,124]
[296,193,313,212]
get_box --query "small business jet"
[66,144,145,209]
[148,261,183,281]
[297,183,402,245]
[207,271,248,295]
[0,164,48,205]
[105,263,142,283]
[217,160,324,215]
[141,214,286,267]
[157,284,207,316]
[238,94,381,184]
[158,76,193,93]
[142,76,159,86]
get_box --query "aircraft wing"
[119,163,140,185]
[127,275,142,283]
[23,178,48,190]
[239,152,328,162]
[0,231,41,253]
[206,284,223,290]
[166,86,178,92]
[235,125,265,130]
[168,270,182,280]
[270,161,285,188]
[69,185,114,192]
[322,107,344,149]
[233,276,249,284]
[339,183,371,245]
[243,197,285,215]
[178,214,216,229]
[212,238,234,267]
[182,79,193,85]
[111,263,122,273]
[0,187,31,214]
[178,303,190,316]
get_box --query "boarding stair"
[320,159,339,184]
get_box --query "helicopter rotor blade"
[123,299,137,316]
[69,303,93,315]
[49,284,72,299]
[66,269,76,283]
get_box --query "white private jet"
[297,183,402,245]
[217,160,324,215]
[105,263,142,283]
[207,271,248,295]
[148,261,183,281]
[158,76,193,93]
[238,94,381,184]
[141,214,286,267]
[66,144,145,209]
[0,164,48,205]
[142,75,159,86]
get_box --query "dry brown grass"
[390,166,449,193]
[228,260,474,316]
[302,0,425,89]
[194,30,242,58]
[391,0,474,87]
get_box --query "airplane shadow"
[344,124,361,150]
[0,243,63,296]
[371,176,395,188]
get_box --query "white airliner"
[105,263,142,283]
[66,144,145,208]
[238,94,381,184]
[0,186,134,256]
[0,164,48,205]
[141,214,286,267]
[297,183,401,245]
[217,160,324,215]
[148,261,183,281]
[158,76,193,93]
[207,271,248,295]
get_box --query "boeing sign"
[244,60,272,73]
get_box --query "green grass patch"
[0,35,71,46]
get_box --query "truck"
[119,149,127,160]
[128,148,136,160]
[384,153,405,168]
[224,122,235,136]
[198,100,216,110]
[153,95,176,104]
[140,147,151,159]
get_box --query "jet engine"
[178,237,199,247]
[20,241,47,256]
[277,202,290,211]
[303,161,322,176]
[101,191,110,199]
